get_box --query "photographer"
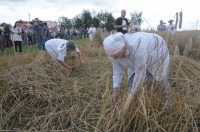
[31,18,43,47]
[41,22,50,50]
[31,18,42,29]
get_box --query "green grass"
[0,44,39,57]
[0,38,90,57]
[74,37,90,45]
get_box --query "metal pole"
[29,12,30,22]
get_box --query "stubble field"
[0,30,200,131]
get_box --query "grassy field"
[0,32,200,131]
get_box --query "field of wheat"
[0,30,200,131]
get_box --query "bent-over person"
[103,32,170,104]
[45,38,84,70]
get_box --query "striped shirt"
[111,32,169,93]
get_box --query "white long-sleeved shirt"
[10,27,22,41]
[111,32,169,93]
[167,24,175,34]
[88,27,96,42]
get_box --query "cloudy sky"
[0,0,200,30]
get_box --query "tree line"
[58,9,143,32]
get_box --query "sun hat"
[103,32,125,56]
[168,19,174,22]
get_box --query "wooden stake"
[175,12,178,30]
[11,33,16,54]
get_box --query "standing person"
[157,20,167,31]
[41,22,49,51]
[167,19,176,44]
[114,10,129,34]
[32,18,42,48]
[103,32,170,104]
[167,19,175,34]
[21,25,28,46]
[27,24,34,45]
[88,24,96,42]
[11,22,23,53]
[45,38,84,70]
[60,26,65,39]
[0,26,5,52]
[2,23,11,48]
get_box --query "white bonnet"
[103,32,125,56]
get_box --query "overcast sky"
[0,0,200,30]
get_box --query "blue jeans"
[41,35,47,51]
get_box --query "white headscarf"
[103,32,125,56]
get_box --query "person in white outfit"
[167,19,175,44]
[45,38,84,70]
[103,32,170,104]
[11,22,23,53]
[88,24,96,42]
[167,19,175,34]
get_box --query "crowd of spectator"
[0,18,91,53]
[0,17,177,54]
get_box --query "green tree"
[59,16,72,28]
[92,17,100,28]
[81,9,92,28]
[73,15,83,29]
[104,13,115,31]
[96,10,115,31]
[97,10,110,23]
[58,9,116,30]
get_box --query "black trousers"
[0,36,4,51]
[14,41,22,53]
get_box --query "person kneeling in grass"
[45,38,84,70]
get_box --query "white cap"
[103,32,125,56]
